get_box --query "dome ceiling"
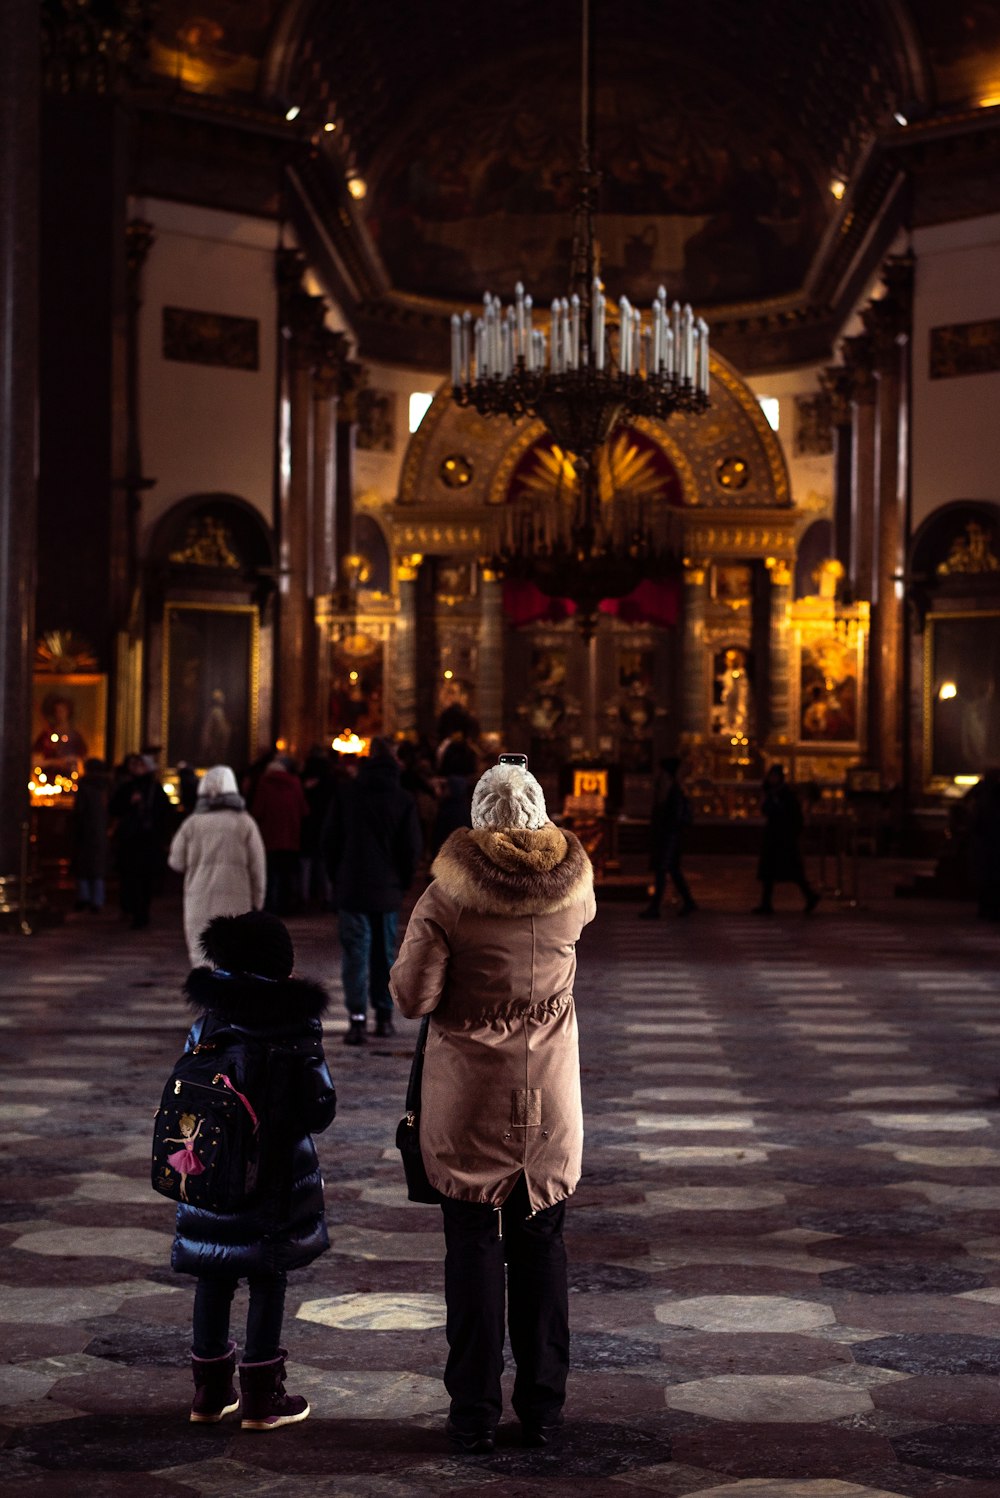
[142,0,1000,366]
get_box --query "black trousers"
[440,1173,569,1432]
[651,857,694,910]
[192,1271,287,1363]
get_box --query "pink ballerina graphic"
[164,1112,207,1201]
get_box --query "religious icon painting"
[162,603,259,771]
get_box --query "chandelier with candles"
[448,0,710,639]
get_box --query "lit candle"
[461,311,471,384]
[595,291,605,370]
[652,300,662,375]
[620,296,632,373]
[697,317,710,393]
[451,314,461,386]
[672,299,682,360]
[550,299,561,373]
[570,293,581,370]
[515,282,525,351]
[475,317,485,377]
[682,303,694,385]
[664,325,674,379]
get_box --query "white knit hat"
[471,764,548,830]
[198,764,239,799]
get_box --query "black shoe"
[520,1415,564,1448]
[446,1419,496,1455]
[678,902,698,916]
[637,905,660,920]
[343,1017,367,1046]
[375,1015,395,1039]
[804,891,821,914]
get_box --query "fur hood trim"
[184,966,329,1025]
[431,824,593,917]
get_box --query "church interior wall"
[745,365,835,561]
[131,197,282,544]
[911,212,1000,531]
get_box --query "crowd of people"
[70,731,833,959]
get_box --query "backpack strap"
[214,1073,260,1131]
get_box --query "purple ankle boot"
[190,1342,240,1423]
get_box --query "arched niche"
[144,494,278,770]
[147,492,276,604]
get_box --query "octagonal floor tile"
[654,1295,835,1334]
[665,1372,874,1423]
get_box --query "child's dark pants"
[193,1271,288,1362]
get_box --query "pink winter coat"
[389,824,595,1212]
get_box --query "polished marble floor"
[3,862,1000,1495]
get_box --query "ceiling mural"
[148,0,281,94]
[367,66,825,308]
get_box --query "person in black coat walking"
[71,757,110,912]
[109,753,173,928]
[322,736,422,1044]
[640,756,697,918]
[170,911,337,1430]
[753,764,820,914]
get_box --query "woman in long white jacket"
[168,765,267,967]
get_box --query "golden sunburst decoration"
[518,432,669,509]
[35,632,99,674]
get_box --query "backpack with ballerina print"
[151,1026,269,1212]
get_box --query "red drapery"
[503,576,679,628]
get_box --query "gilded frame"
[791,618,866,752]
[162,602,260,771]
[924,609,1000,785]
[31,672,108,780]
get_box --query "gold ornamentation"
[35,632,99,673]
[716,456,750,491]
[440,454,474,488]
[169,516,241,570]
[937,521,1000,576]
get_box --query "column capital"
[840,333,877,402]
[819,365,854,427]
[312,329,351,400]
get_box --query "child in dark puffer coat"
[170,911,336,1431]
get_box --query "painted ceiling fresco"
[367,65,825,310]
[148,0,281,94]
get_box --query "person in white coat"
[168,765,267,967]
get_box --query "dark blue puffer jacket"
[170,967,337,1279]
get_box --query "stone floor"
[4,857,1000,1496]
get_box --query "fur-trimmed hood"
[430,824,593,917]
[184,966,329,1028]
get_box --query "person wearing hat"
[168,765,267,968]
[170,911,337,1430]
[389,762,596,1454]
[639,755,697,918]
[322,736,423,1044]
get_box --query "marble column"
[392,558,421,737]
[334,364,363,600]
[820,365,855,580]
[0,0,40,922]
[842,333,877,605]
[311,333,345,601]
[680,564,709,738]
[277,264,325,755]
[767,561,793,743]
[477,568,504,738]
[310,333,347,745]
[863,254,913,788]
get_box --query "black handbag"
[396,1015,440,1204]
